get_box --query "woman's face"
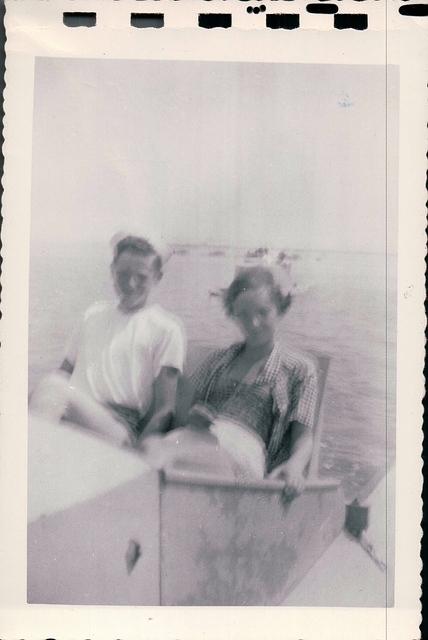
[231,286,280,348]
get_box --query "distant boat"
[245,247,269,259]
[209,288,226,298]
[208,250,225,257]
[245,248,300,268]
[208,282,310,298]
[208,251,310,298]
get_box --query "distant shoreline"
[30,239,397,258]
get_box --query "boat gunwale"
[162,468,341,493]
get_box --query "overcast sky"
[31,58,398,252]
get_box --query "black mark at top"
[307,3,338,14]
[334,13,367,29]
[63,12,96,28]
[266,13,299,28]
[198,13,232,28]
[399,4,428,16]
[249,5,266,14]
[131,13,164,28]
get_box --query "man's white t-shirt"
[65,301,186,415]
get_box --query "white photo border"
[1,1,426,638]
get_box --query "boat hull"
[161,470,345,605]
[28,418,345,605]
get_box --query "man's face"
[111,250,161,313]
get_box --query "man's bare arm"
[141,366,180,437]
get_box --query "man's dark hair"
[113,236,162,274]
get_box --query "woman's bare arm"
[268,421,313,495]
[286,421,314,471]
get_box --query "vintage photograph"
[26,57,398,607]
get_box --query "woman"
[143,266,318,496]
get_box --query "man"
[30,232,186,447]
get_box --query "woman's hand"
[268,460,306,498]
[268,422,313,499]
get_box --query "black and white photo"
[27,58,397,607]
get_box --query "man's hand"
[140,366,179,438]
[268,460,306,498]
[141,410,174,438]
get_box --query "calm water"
[29,243,396,500]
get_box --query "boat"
[209,287,226,297]
[27,347,347,605]
[245,247,269,259]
